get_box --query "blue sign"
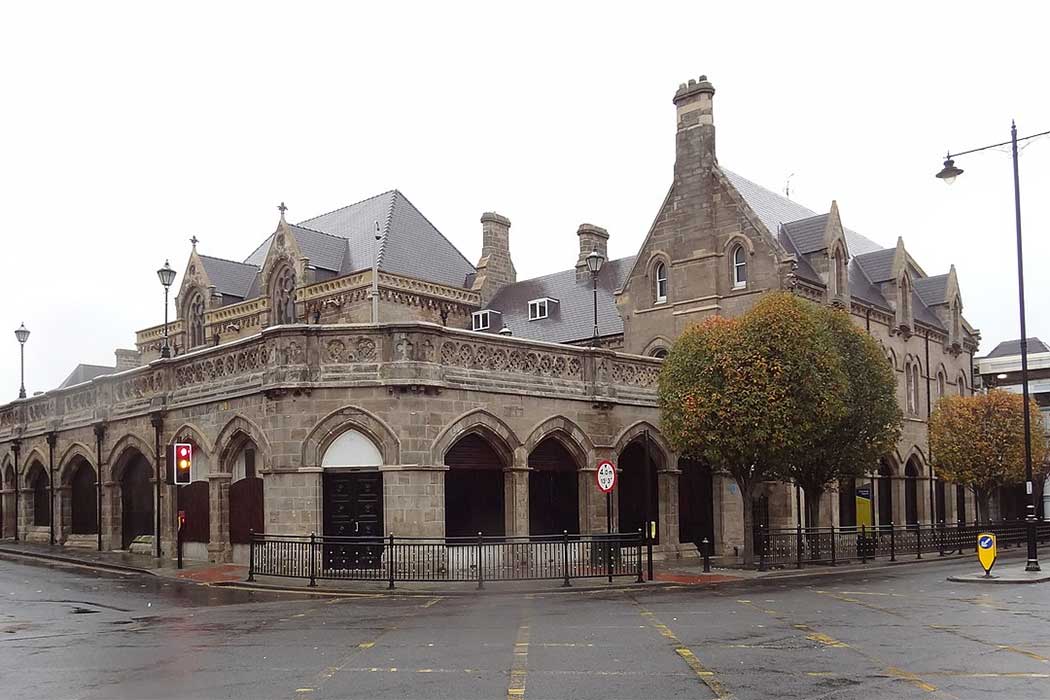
[979,535,994,549]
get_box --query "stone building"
[0,75,979,565]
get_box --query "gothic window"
[831,244,847,298]
[958,373,967,397]
[654,262,668,303]
[188,292,205,348]
[951,299,962,346]
[912,361,921,415]
[899,276,911,328]
[905,359,915,414]
[732,246,747,289]
[650,347,668,359]
[271,265,296,325]
[937,370,946,399]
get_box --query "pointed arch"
[642,336,674,359]
[107,434,156,482]
[431,408,521,467]
[58,442,96,485]
[20,447,48,480]
[522,415,593,469]
[903,446,927,474]
[610,421,672,465]
[2,454,13,488]
[169,422,214,456]
[215,414,272,474]
[303,405,400,468]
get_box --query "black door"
[678,458,714,550]
[121,461,154,549]
[322,471,384,569]
[71,464,98,534]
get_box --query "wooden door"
[322,471,383,569]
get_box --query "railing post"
[701,538,711,573]
[247,529,256,582]
[308,532,317,587]
[477,532,484,590]
[830,526,836,567]
[796,524,803,569]
[938,521,945,557]
[758,525,768,572]
[562,530,572,587]
[636,529,644,583]
[889,523,896,562]
[916,524,923,559]
[860,524,867,564]
[387,533,395,590]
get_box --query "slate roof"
[244,191,476,289]
[780,214,830,255]
[985,338,1050,359]
[199,255,260,302]
[777,229,822,285]
[913,275,949,307]
[852,248,897,283]
[484,257,635,344]
[58,364,114,390]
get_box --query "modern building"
[0,76,979,564]
[976,337,1050,519]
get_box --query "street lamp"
[14,323,29,399]
[586,250,605,345]
[157,260,177,358]
[937,122,1050,572]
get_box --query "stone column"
[583,448,614,535]
[208,474,231,563]
[57,485,72,544]
[503,447,529,537]
[103,480,118,549]
[657,466,680,549]
[714,473,743,557]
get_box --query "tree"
[782,307,902,528]
[929,390,1047,522]
[658,292,847,564]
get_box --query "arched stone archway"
[320,428,385,569]
[67,458,98,537]
[617,436,662,543]
[112,448,154,550]
[25,461,50,530]
[527,437,580,535]
[1,461,14,539]
[444,432,508,538]
[223,429,264,564]
[877,459,894,528]
[678,457,713,548]
[169,430,212,560]
[905,458,921,527]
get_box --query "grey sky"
[2,2,1047,398]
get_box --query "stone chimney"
[473,212,516,305]
[114,348,141,371]
[575,223,610,282]
[672,75,716,180]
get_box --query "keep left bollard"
[247,529,256,582]
[308,532,317,588]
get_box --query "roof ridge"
[376,192,396,268]
[388,190,477,272]
[199,253,261,268]
[782,212,828,226]
[296,190,397,227]
[287,222,354,244]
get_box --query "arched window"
[957,373,967,397]
[835,248,847,297]
[951,301,962,345]
[732,246,747,289]
[911,362,921,415]
[188,292,205,348]
[650,347,669,359]
[271,265,296,325]
[905,360,915,414]
[899,276,911,327]
[654,262,668,303]
[936,370,946,399]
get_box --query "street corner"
[173,563,248,584]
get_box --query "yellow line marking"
[358,641,375,649]
[294,690,314,693]
[422,596,444,608]
[506,604,531,700]
[634,600,732,699]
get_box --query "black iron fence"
[758,520,1050,570]
[248,531,648,588]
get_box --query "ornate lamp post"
[14,323,29,399]
[157,261,177,358]
[586,250,605,346]
[937,122,1050,572]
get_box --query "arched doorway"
[171,437,211,560]
[70,460,98,535]
[618,437,661,543]
[28,462,50,527]
[527,438,579,535]
[227,434,264,564]
[877,461,893,529]
[905,459,920,527]
[445,433,505,538]
[934,479,946,524]
[1,464,13,538]
[321,429,384,568]
[678,457,713,549]
[119,453,154,549]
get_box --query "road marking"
[422,596,443,609]
[634,601,732,699]
[506,600,532,700]
[294,624,398,699]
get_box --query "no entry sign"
[596,460,616,493]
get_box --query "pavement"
[947,564,1050,584]
[2,548,1049,699]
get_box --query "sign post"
[977,532,997,577]
[596,460,617,583]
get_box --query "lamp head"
[585,249,605,275]
[157,260,177,288]
[14,323,29,345]
[936,157,964,184]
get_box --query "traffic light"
[174,443,192,485]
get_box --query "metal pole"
[592,273,599,344]
[18,342,26,399]
[925,333,935,527]
[247,529,255,582]
[605,489,613,583]
[151,414,163,559]
[94,423,105,552]
[643,430,653,581]
[371,220,380,324]
[176,484,182,569]
[47,433,56,546]
[161,286,171,359]
[1010,122,1040,573]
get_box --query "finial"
[190,235,199,251]
[278,202,288,221]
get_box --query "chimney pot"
[576,223,610,282]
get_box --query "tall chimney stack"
[672,75,716,180]
[473,212,516,305]
[575,223,609,283]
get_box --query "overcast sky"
[2,2,1048,398]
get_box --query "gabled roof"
[723,170,882,255]
[985,338,1050,359]
[914,275,949,307]
[780,214,830,255]
[484,257,635,344]
[58,364,114,390]
[852,248,897,283]
[777,229,822,284]
[198,255,260,301]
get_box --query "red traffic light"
[174,442,192,485]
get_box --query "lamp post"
[936,122,1050,572]
[14,323,29,399]
[157,261,176,358]
[586,250,605,345]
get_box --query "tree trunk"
[738,477,756,566]
[975,488,991,525]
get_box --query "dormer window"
[472,310,491,331]
[528,298,555,321]
[654,262,668,303]
[732,246,747,289]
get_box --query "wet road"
[1,555,1048,699]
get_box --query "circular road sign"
[596,460,616,493]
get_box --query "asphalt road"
[1,555,1048,700]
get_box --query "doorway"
[121,459,153,549]
[322,471,384,568]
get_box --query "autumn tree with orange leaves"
[658,293,848,564]
[929,390,1047,522]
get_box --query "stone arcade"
[0,76,980,563]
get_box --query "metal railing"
[247,530,648,589]
[757,520,1050,570]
